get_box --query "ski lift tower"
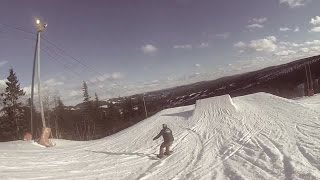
[31,18,52,146]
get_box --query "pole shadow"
[86,150,159,160]
[162,110,194,119]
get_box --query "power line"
[0,22,125,101]
[42,36,108,78]
[0,23,35,35]
[41,36,124,97]
[41,42,111,86]
[0,22,108,80]
[41,45,116,99]
[0,26,35,42]
[40,38,127,99]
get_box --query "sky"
[0,0,320,105]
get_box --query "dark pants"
[159,141,173,157]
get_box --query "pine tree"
[93,92,101,121]
[93,92,105,138]
[82,81,90,106]
[135,95,146,120]
[52,94,64,139]
[82,81,92,119]
[0,68,26,140]
[122,97,134,122]
[94,92,99,108]
[77,81,94,140]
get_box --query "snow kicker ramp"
[1,93,320,180]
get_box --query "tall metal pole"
[142,94,148,118]
[37,32,46,128]
[30,32,39,137]
[31,19,47,135]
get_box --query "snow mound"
[1,93,320,180]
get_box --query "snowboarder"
[153,124,174,158]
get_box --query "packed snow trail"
[1,93,320,180]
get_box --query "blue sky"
[0,0,320,105]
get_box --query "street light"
[35,18,47,32]
[31,18,50,146]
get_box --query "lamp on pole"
[31,18,47,137]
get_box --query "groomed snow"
[1,93,320,180]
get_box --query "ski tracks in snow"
[2,93,320,180]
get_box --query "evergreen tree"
[0,68,26,140]
[135,95,146,120]
[122,97,134,122]
[93,92,101,121]
[82,81,93,117]
[93,92,105,138]
[52,95,64,139]
[94,92,99,108]
[82,81,90,106]
[106,101,121,131]
[78,81,94,140]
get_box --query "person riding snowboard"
[153,124,174,158]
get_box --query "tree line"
[0,68,150,142]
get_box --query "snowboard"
[155,151,174,159]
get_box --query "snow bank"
[0,93,320,180]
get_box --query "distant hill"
[74,54,320,117]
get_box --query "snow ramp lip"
[192,94,237,119]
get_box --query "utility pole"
[30,32,38,137]
[305,64,310,93]
[31,18,49,145]
[142,93,148,118]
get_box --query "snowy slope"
[1,93,320,180]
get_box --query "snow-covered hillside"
[1,93,320,180]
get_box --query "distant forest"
[0,68,150,141]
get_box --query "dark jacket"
[153,128,174,143]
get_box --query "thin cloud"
[111,72,125,80]
[250,17,268,24]
[69,90,82,97]
[90,72,125,83]
[0,61,8,67]
[305,40,320,45]
[44,78,64,86]
[274,50,296,56]
[248,36,277,52]
[310,27,320,32]
[141,44,158,55]
[280,27,291,32]
[247,24,264,30]
[309,16,320,32]
[173,44,193,50]
[234,41,246,48]
[279,0,309,8]
[216,32,230,39]
[310,16,320,26]
[246,17,267,31]
[197,43,209,48]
